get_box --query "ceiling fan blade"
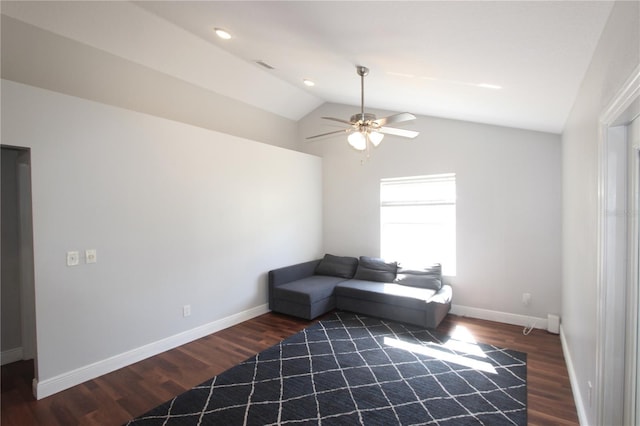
[306,129,350,140]
[321,116,355,125]
[374,112,416,127]
[379,127,420,138]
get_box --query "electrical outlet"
[522,293,531,306]
[66,251,79,266]
[183,305,191,317]
[85,249,97,264]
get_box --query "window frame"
[380,173,456,275]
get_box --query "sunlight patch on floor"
[384,334,496,374]
[442,325,486,358]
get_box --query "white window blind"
[380,174,456,275]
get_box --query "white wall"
[298,103,562,324]
[1,79,323,397]
[561,1,640,424]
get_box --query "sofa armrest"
[268,259,322,310]
[269,260,322,287]
[429,284,453,305]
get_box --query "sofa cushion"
[314,254,359,279]
[394,264,442,290]
[335,279,438,310]
[274,275,347,305]
[353,256,397,282]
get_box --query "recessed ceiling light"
[214,28,232,40]
[476,83,502,90]
[303,79,315,87]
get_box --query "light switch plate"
[67,251,79,266]
[86,249,97,264]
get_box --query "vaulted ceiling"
[2,1,614,134]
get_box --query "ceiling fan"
[306,65,419,151]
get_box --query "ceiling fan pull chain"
[365,132,371,159]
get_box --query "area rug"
[126,312,526,425]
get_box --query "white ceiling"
[135,1,614,134]
[2,1,614,134]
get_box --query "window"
[380,174,456,275]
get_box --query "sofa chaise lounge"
[268,254,452,329]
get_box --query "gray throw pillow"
[314,254,359,278]
[394,264,442,290]
[353,256,398,282]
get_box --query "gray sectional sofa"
[268,254,452,329]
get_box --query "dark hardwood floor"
[1,312,578,425]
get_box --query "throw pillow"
[314,254,359,279]
[394,263,443,290]
[353,256,398,282]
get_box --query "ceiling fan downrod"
[357,66,369,122]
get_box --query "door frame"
[0,145,37,371]
[596,64,640,425]
[16,151,37,363]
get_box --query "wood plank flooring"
[1,312,578,425]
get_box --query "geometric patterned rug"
[126,311,526,425]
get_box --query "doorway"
[1,146,37,376]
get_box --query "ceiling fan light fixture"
[348,131,367,151]
[305,65,419,156]
[369,131,384,147]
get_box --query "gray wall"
[2,79,323,395]
[298,103,562,322]
[1,149,23,355]
[561,1,640,424]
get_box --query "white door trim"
[627,116,640,426]
[596,64,640,426]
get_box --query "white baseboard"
[34,304,270,400]
[450,304,548,330]
[560,325,588,425]
[1,347,24,366]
